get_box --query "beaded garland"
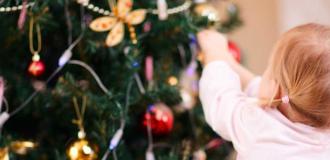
[0,2,34,13]
[77,0,192,16]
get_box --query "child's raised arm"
[197,30,255,90]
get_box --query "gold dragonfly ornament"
[89,0,147,47]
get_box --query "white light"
[69,147,78,158]
[82,145,92,154]
[58,49,72,67]
[78,130,86,139]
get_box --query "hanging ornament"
[27,17,45,77]
[142,103,174,136]
[28,54,45,77]
[0,147,9,160]
[67,139,98,160]
[157,0,168,20]
[89,0,146,47]
[0,141,37,159]
[66,96,98,160]
[10,140,37,155]
[193,0,220,24]
[228,40,241,63]
[215,0,236,24]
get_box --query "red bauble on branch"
[228,40,241,63]
[28,59,45,77]
[28,18,45,77]
[142,103,174,136]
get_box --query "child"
[198,23,330,160]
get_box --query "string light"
[168,76,178,86]
[76,0,192,16]
[0,2,34,13]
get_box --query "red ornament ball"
[142,103,174,136]
[228,40,241,63]
[28,60,45,77]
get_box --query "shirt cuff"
[203,60,230,72]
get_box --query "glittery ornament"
[142,103,174,136]
[10,140,37,155]
[193,1,220,23]
[28,18,45,77]
[67,97,99,160]
[28,58,45,77]
[66,139,98,160]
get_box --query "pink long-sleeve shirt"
[199,61,330,160]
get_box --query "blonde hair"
[268,23,330,128]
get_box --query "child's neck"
[277,104,308,124]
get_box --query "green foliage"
[0,0,241,159]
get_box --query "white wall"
[227,0,279,74]
[214,0,330,74]
[278,0,330,33]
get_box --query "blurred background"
[215,0,330,74]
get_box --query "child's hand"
[197,30,235,65]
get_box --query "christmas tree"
[0,0,241,159]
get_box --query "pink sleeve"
[199,61,246,142]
